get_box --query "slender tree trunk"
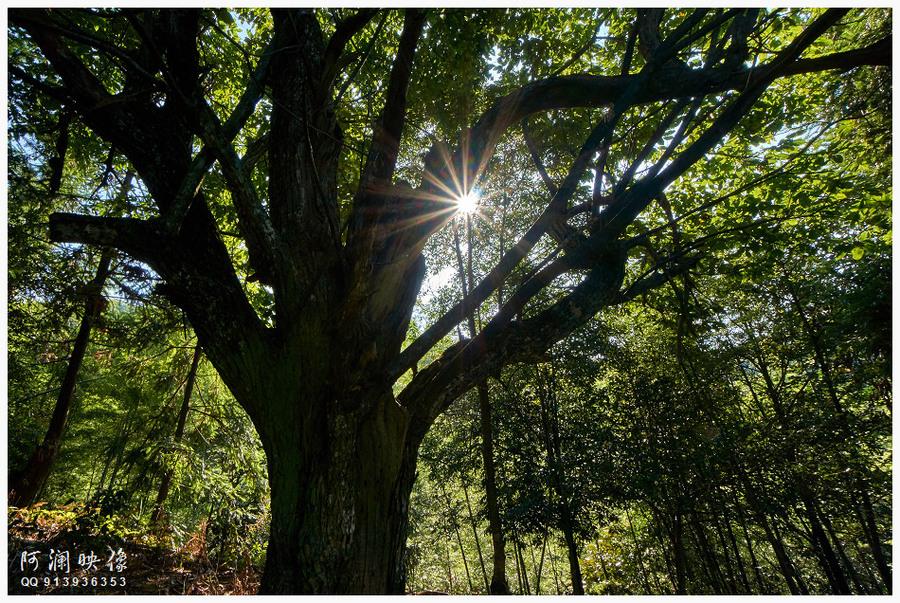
[595,538,612,590]
[803,495,851,594]
[672,509,688,594]
[511,539,524,594]
[151,345,202,523]
[535,534,547,594]
[770,516,810,595]
[820,505,867,593]
[646,506,674,593]
[441,484,473,593]
[760,514,800,594]
[453,219,509,594]
[478,382,510,594]
[561,517,584,595]
[10,249,114,506]
[446,536,454,593]
[855,488,892,592]
[786,277,891,593]
[852,539,884,593]
[462,481,490,592]
[691,512,728,594]
[714,516,739,593]
[724,514,752,593]
[734,496,767,593]
[626,507,654,593]
[548,539,562,594]
[686,519,719,593]
[535,367,583,595]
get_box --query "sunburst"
[455,190,480,215]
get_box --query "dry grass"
[8,505,260,595]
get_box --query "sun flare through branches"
[455,191,479,215]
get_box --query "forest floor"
[7,504,260,594]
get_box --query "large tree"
[8,7,889,593]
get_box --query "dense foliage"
[8,7,890,594]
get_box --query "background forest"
[7,6,892,595]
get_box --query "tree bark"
[10,249,114,506]
[14,8,888,595]
[536,367,583,595]
[820,504,868,593]
[770,515,811,594]
[724,514,752,593]
[478,382,510,594]
[258,388,417,594]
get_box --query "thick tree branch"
[161,41,277,282]
[11,9,164,89]
[391,18,714,380]
[321,8,379,90]
[338,9,428,344]
[389,114,618,380]
[398,9,877,400]
[599,9,852,240]
[48,213,165,264]
[347,9,427,243]
[193,104,280,284]
[452,34,889,216]
[21,10,272,422]
[267,8,343,292]
[399,248,626,418]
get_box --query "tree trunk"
[625,507,654,593]
[535,534,547,594]
[535,366,583,595]
[478,381,510,594]
[258,389,417,594]
[561,518,585,595]
[855,487,892,592]
[151,345,202,523]
[733,491,767,593]
[672,509,688,594]
[693,511,729,594]
[787,277,892,593]
[453,218,509,594]
[820,505,867,593]
[441,483,473,593]
[10,249,114,506]
[724,514,752,593]
[548,538,562,594]
[714,517,739,593]
[515,539,530,594]
[769,516,810,595]
[462,481,491,592]
[803,496,851,594]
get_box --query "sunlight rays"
[455,190,480,215]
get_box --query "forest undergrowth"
[8,504,260,595]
